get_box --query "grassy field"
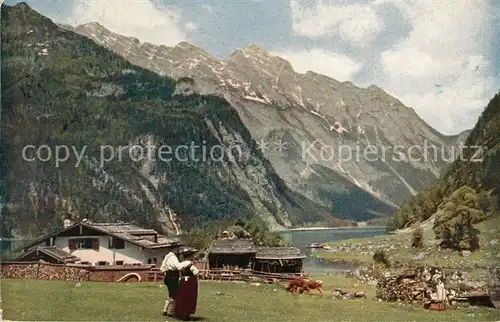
[314,217,500,278]
[1,276,499,321]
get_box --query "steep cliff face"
[390,92,500,229]
[62,22,468,221]
[1,3,338,238]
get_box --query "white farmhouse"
[15,219,180,266]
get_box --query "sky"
[5,0,500,135]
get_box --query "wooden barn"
[205,238,306,274]
[206,239,256,270]
[252,246,305,274]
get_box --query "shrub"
[373,250,390,267]
[411,226,424,249]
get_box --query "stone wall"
[0,261,155,282]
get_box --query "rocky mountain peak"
[175,41,202,52]
[71,21,110,37]
[170,41,214,60]
[80,21,105,31]
[227,43,293,72]
[241,42,269,55]
[13,1,31,10]
[367,84,385,93]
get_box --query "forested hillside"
[389,92,500,230]
[0,3,339,238]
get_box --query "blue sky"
[5,0,500,135]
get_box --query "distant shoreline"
[285,226,386,231]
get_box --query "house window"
[153,257,157,264]
[115,260,124,265]
[96,261,107,266]
[109,237,125,249]
[68,238,99,250]
[147,258,152,264]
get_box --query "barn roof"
[15,246,80,263]
[208,238,256,254]
[255,246,305,259]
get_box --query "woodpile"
[332,288,367,300]
[1,263,40,279]
[375,266,490,305]
[0,262,151,282]
[37,264,89,281]
[0,263,89,281]
[377,266,447,303]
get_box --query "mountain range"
[0,3,474,238]
[61,20,470,220]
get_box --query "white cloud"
[271,49,362,81]
[185,22,198,32]
[65,0,188,46]
[201,4,213,14]
[376,1,498,134]
[381,48,443,79]
[290,0,384,45]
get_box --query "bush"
[411,226,424,248]
[373,250,390,267]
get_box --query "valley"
[1,2,497,259]
[1,2,499,321]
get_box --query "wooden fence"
[148,267,308,282]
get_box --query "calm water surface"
[279,227,386,274]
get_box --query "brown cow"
[286,278,323,296]
[286,278,304,293]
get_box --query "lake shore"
[286,226,385,231]
[310,217,499,281]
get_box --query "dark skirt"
[163,270,179,298]
[175,276,198,318]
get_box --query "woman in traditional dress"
[174,248,199,321]
[160,248,193,316]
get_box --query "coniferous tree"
[411,226,424,249]
[433,186,487,251]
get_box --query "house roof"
[19,221,181,251]
[15,246,80,263]
[208,238,256,254]
[85,222,179,249]
[255,246,306,259]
